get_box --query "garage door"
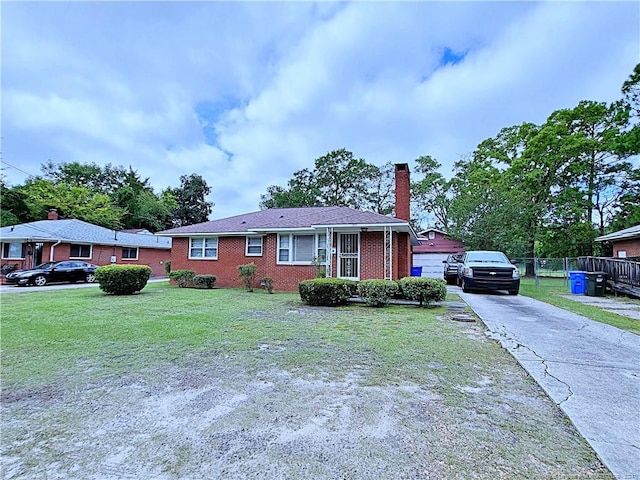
[412,253,449,278]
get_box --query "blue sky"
[2,1,638,221]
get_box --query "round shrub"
[398,277,447,307]
[95,265,152,295]
[193,274,216,289]
[357,279,399,307]
[168,270,195,288]
[298,278,357,306]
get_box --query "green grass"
[0,283,477,390]
[519,277,640,334]
[0,282,612,479]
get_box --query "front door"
[338,233,360,280]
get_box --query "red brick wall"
[397,233,411,279]
[41,243,170,277]
[170,235,318,291]
[360,231,384,279]
[394,164,411,222]
[614,239,640,258]
[414,231,464,254]
[170,231,413,291]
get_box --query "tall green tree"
[0,181,32,226]
[171,174,213,227]
[260,149,386,212]
[40,161,177,231]
[18,178,124,229]
[411,155,451,230]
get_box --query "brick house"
[595,224,640,259]
[0,211,171,277]
[412,229,464,278]
[158,164,419,291]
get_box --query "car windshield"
[33,262,57,269]
[466,252,510,263]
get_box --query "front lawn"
[1,283,612,479]
[519,278,640,334]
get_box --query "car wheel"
[509,289,519,296]
[85,273,96,283]
[461,278,470,293]
[456,276,462,287]
[34,275,47,287]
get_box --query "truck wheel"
[462,278,470,293]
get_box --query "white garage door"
[412,253,449,278]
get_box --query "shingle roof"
[595,224,640,242]
[158,207,410,236]
[0,219,171,249]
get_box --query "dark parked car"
[457,250,520,295]
[442,254,462,285]
[5,261,98,287]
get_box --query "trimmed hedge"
[357,279,399,307]
[168,270,195,288]
[193,274,216,289]
[95,265,152,295]
[299,278,357,306]
[398,277,447,307]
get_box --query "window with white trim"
[278,233,326,264]
[70,244,91,258]
[428,231,436,239]
[122,247,138,260]
[189,237,218,259]
[2,242,24,259]
[246,236,263,256]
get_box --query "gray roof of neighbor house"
[158,207,417,240]
[0,219,171,249]
[595,224,640,242]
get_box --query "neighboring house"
[157,164,419,291]
[595,224,640,259]
[412,229,464,278]
[0,210,172,277]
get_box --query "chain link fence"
[510,258,581,286]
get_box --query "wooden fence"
[577,256,640,289]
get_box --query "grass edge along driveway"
[519,277,640,334]
[1,283,613,479]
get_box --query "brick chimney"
[394,163,410,222]
[48,208,59,220]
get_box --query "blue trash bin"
[410,266,423,277]
[569,271,587,295]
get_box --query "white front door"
[338,233,360,280]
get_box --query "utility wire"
[0,159,36,178]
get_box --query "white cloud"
[1,1,638,221]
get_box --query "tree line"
[2,64,637,258]
[0,162,213,231]
[260,64,639,259]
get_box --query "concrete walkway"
[459,289,640,480]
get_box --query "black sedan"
[5,261,98,287]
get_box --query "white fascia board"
[251,227,316,233]
[310,223,407,229]
[157,231,259,237]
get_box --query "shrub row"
[168,269,195,288]
[193,274,217,289]
[298,278,358,306]
[299,277,447,307]
[95,265,152,295]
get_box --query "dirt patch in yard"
[1,306,612,479]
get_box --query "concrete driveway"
[458,288,640,480]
